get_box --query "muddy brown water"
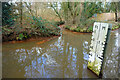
[2,29,120,78]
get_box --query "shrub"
[29,16,60,36]
[118,18,120,22]
[65,25,70,30]
[83,28,87,32]
[74,28,81,32]
[87,26,93,32]
[2,2,15,27]
[112,24,120,30]
[70,27,75,31]
[55,21,65,26]
[2,16,61,41]
[80,29,84,32]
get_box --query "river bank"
[2,24,61,42]
[64,21,120,33]
[2,35,60,44]
[2,23,120,44]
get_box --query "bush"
[111,23,120,30]
[2,16,61,41]
[112,25,119,30]
[2,2,15,27]
[87,26,93,32]
[78,19,95,28]
[65,19,95,33]
[65,25,70,30]
[118,18,120,22]
[70,27,75,31]
[74,28,81,32]
[55,21,65,26]
[29,16,60,36]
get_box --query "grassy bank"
[64,21,120,33]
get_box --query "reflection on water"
[2,29,119,78]
[103,29,120,78]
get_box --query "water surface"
[2,29,119,78]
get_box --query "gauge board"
[87,22,112,77]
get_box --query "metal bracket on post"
[87,22,112,78]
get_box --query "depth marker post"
[87,22,112,78]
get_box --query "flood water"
[2,29,120,78]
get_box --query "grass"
[65,21,120,33]
[65,26,93,33]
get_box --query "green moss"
[87,61,100,76]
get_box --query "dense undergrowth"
[2,2,63,42]
[2,16,61,42]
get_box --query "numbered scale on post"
[87,22,112,77]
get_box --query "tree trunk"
[50,4,62,22]
[36,9,37,17]
[115,11,118,22]
[114,2,118,22]
[73,17,76,24]
[24,2,34,17]
[20,0,22,27]
[104,0,106,12]
[35,3,38,17]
